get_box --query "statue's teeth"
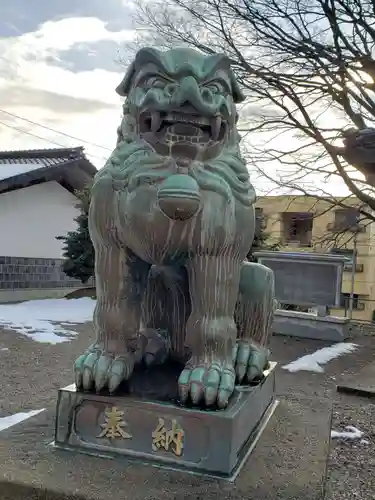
[151,112,162,132]
[165,113,210,125]
[211,116,221,141]
[188,116,210,125]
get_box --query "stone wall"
[0,256,84,290]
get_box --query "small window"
[334,208,359,230]
[281,212,313,247]
[340,292,359,309]
[255,208,264,236]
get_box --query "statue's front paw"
[178,359,235,409]
[232,341,269,384]
[74,344,135,393]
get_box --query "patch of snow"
[0,298,95,344]
[282,342,358,373]
[331,425,364,440]
[360,439,370,445]
[0,409,45,432]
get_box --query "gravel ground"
[0,323,95,414]
[0,328,359,413]
[272,334,375,500]
[325,394,375,500]
[1,324,375,499]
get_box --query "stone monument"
[54,47,277,479]
[254,251,349,341]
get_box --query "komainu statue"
[74,47,275,409]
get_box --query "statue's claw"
[74,344,135,393]
[232,341,269,384]
[178,360,236,409]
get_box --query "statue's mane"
[98,113,255,208]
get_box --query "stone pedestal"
[273,309,349,341]
[54,363,277,480]
[0,390,332,500]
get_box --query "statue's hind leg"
[233,261,275,384]
[74,178,151,393]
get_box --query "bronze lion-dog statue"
[74,47,275,409]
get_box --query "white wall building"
[0,146,96,302]
[0,181,81,259]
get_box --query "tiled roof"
[0,147,84,166]
[0,146,97,184]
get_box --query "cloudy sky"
[0,0,138,168]
[0,2,356,197]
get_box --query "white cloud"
[0,17,135,59]
[0,16,360,197]
[0,17,131,167]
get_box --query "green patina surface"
[74,47,275,410]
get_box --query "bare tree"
[130,0,375,224]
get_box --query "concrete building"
[256,195,375,321]
[0,147,96,302]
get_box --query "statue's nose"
[173,77,201,106]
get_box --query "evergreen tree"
[56,183,94,284]
[58,184,277,283]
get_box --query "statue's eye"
[143,76,168,88]
[204,81,225,94]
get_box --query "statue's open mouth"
[139,111,227,144]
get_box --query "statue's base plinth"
[54,363,277,480]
